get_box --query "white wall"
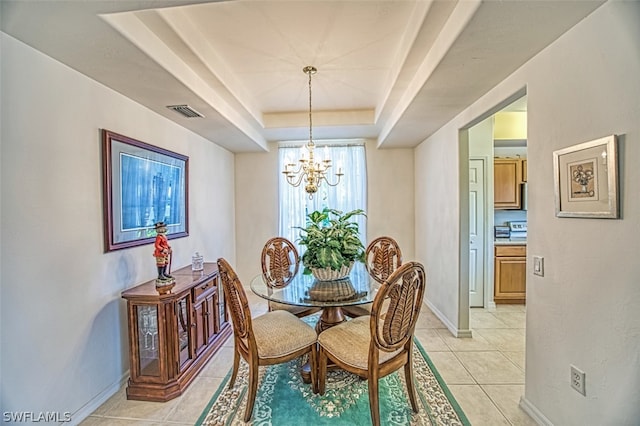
[0,33,236,421]
[415,125,465,332]
[234,140,414,284]
[415,1,640,424]
[522,2,639,423]
[366,142,415,260]
[234,143,280,284]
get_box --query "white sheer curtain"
[278,142,367,253]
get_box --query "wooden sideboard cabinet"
[494,245,526,304]
[494,158,523,209]
[121,263,231,401]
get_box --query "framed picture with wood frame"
[553,135,618,218]
[102,129,189,251]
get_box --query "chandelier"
[282,66,343,198]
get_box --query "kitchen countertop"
[494,238,527,246]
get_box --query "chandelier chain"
[281,65,342,198]
[306,66,315,148]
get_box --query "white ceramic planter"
[310,262,354,281]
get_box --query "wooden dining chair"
[365,236,403,283]
[343,236,403,318]
[317,261,426,426]
[261,237,320,318]
[217,258,319,422]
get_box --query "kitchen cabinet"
[494,158,523,209]
[521,159,527,182]
[494,245,526,304]
[121,263,231,401]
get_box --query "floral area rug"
[195,333,469,426]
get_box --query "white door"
[469,159,485,307]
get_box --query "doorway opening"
[461,89,528,313]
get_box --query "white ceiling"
[1,0,604,152]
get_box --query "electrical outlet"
[533,256,544,277]
[570,365,586,396]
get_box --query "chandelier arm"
[321,173,343,187]
[285,172,306,187]
[283,163,305,175]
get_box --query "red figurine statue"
[153,222,174,283]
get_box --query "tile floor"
[82,295,535,425]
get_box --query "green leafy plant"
[296,208,367,274]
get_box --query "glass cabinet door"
[136,305,160,377]
[175,296,193,369]
[217,289,228,331]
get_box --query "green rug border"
[413,338,470,425]
[195,365,237,425]
[195,338,470,426]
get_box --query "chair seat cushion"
[318,316,401,370]
[252,310,317,359]
[361,302,372,312]
[269,301,313,315]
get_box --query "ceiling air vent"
[166,104,204,118]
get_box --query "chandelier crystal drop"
[282,66,343,198]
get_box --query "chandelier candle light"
[282,66,343,198]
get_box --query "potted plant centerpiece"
[297,208,366,281]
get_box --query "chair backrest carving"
[365,236,403,284]
[261,237,300,288]
[370,261,425,352]
[217,258,252,340]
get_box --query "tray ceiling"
[1,0,604,152]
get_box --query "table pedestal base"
[302,307,348,384]
[315,306,347,334]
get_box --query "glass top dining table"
[250,262,380,332]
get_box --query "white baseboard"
[519,395,553,426]
[425,300,473,338]
[68,370,129,425]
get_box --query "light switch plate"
[533,256,544,277]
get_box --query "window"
[278,142,367,251]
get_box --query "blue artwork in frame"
[102,129,189,251]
